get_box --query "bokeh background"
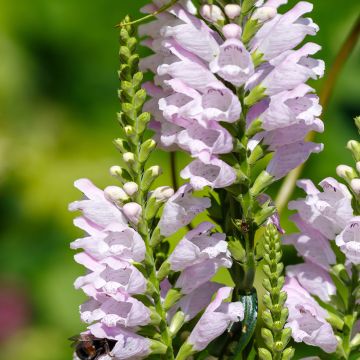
[0,1,359,359]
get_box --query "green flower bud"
[258,348,272,360]
[261,328,274,349]
[347,140,360,162]
[149,340,168,355]
[141,166,162,191]
[163,289,182,311]
[124,125,136,137]
[250,171,275,196]
[280,328,292,346]
[113,138,130,153]
[274,341,284,352]
[169,311,185,337]
[134,89,147,109]
[244,84,266,107]
[246,117,263,137]
[355,116,360,133]
[262,310,274,328]
[136,112,151,134]
[248,143,266,165]
[336,164,357,183]
[281,347,295,360]
[157,261,171,282]
[139,139,156,163]
[109,165,132,183]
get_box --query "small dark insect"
[69,334,116,360]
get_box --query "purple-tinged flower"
[158,184,211,237]
[180,151,237,190]
[335,217,360,265]
[171,282,223,322]
[251,1,319,60]
[122,202,142,225]
[69,179,127,229]
[248,84,322,132]
[168,222,230,271]
[267,141,323,180]
[286,262,336,302]
[74,253,147,296]
[80,292,151,328]
[284,278,338,353]
[210,38,255,87]
[248,43,324,96]
[283,214,336,270]
[289,178,353,239]
[71,218,146,262]
[187,287,244,351]
[176,259,231,295]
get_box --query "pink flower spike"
[187,287,244,351]
[159,184,211,237]
[210,38,254,87]
[335,217,360,265]
[180,152,237,190]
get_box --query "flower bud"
[104,186,129,203]
[123,202,142,224]
[151,186,174,202]
[163,289,182,311]
[109,165,132,182]
[124,125,136,137]
[200,4,224,23]
[224,4,241,19]
[169,311,186,337]
[357,162,360,174]
[123,152,135,164]
[113,138,129,153]
[355,116,360,132]
[222,24,242,39]
[336,165,357,182]
[347,140,360,162]
[149,340,168,356]
[141,166,162,191]
[252,7,277,22]
[123,182,138,196]
[139,139,156,163]
[350,178,360,195]
[250,171,274,196]
[258,348,272,360]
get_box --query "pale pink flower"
[71,218,145,262]
[69,179,127,229]
[251,2,319,60]
[286,262,336,302]
[169,222,230,271]
[80,292,151,328]
[180,151,237,190]
[159,184,211,237]
[335,217,360,265]
[289,178,353,239]
[284,278,338,353]
[283,214,336,269]
[187,287,244,351]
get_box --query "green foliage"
[259,224,294,360]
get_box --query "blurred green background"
[0,1,359,359]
